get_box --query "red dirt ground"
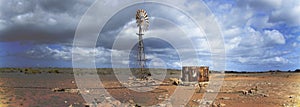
[0,72,300,107]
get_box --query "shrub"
[48,69,60,73]
[24,69,41,74]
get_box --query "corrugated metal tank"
[181,66,209,82]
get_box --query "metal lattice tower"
[136,9,149,76]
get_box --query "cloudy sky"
[0,0,299,71]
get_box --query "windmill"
[135,9,149,79]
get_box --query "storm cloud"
[0,0,299,71]
[0,0,94,45]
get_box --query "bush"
[48,69,60,73]
[169,70,180,75]
[24,69,41,74]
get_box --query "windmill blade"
[136,9,149,32]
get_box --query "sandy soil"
[0,71,300,107]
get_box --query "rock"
[213,102,226,107]
[206,89,214,93]
[248,89,256,94]
[196,99,201,103]
[105,97,111,100]
[134,104,142,107]
[122,102,131,107]
[203,101,213,105]
[97,103,113,107]
[111,100,121,106]
[65,89,79,94]
[251,86,258,91]
[221,97,230,100]
[241,90,248,95]
[135,78,142,81]
[165,94,169,99]
[128,76,134,80]
[157,95,164,100]
[165,102,172,107]
[169,78,181,85]
[218,103,226,107]
[128,99,135,104]
[261,93,269,97]
[52,88,65,92]
[158,103,166,107]
[192,99,202,105]
[84,103,90,107]
[212,102,218,107]
[84,103,93,107]
[165,98,171,101]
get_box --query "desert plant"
[24,69,41,74]
[48,69,60,73]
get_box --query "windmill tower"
[135,9,149,78]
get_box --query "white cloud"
[246,16,274,29]
[26,46,113,67]
[209,0,297,71]
[26,46,71,60]
[239,27,264,47]
[239,0,282,10]
[11,12,35,25]
[269,0,300,26]
[238,57,248,63]
[0,19,6,30]
[264,30,285,45]
[262,56,289,64]
[226,36,241,50]
[224,27,241,38]
[73,47,112,65]
[292,42,297,47]
[171,61,181,68]
[223,26,292,69]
